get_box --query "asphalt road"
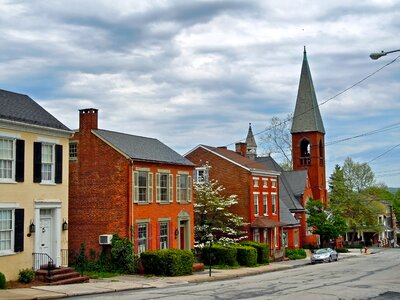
[70,249,400,300]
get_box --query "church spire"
[246,123,257,160]
[291,47,325,134]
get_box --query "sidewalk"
[0,249,368,300]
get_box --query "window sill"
[136,202,151,205]
[0,251,16,257]
[0,180,17,184]
[39,182,56,186]
[157,202,171,205]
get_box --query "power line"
[368,143,400,164]
[226,53,400,147]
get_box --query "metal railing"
[32,252,54,277]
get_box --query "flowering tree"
[194,179,247,246]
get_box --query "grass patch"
[83,271,121,279]
[205,264,240,269]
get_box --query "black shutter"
[55,145,63,184]
[15,139,25,182]
[14,209,24,252]
[33,142,42,183]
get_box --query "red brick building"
[185,143,285,258]
[69,109,194,256]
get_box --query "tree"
[259,114,293,170]
[329,161,383,244]
[194,179,247,246]
[342,157,375,192]
[306,199,347,247]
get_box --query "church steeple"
[246,123,257,160]
[291,46,325,134]
[291,48,327,205]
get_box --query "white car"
[310,248,339,264]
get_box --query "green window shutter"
[188,175,192,202]
[169,174,173,203]
[148,172,153,203]
[156,173,160,203]
[176,175,180,203]
[133,171,138,203]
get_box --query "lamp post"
[207,233,213,277]
[369,49,400,60]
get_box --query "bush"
[240,241,270,264]
[0,272,5,289]
[285,248,307,260]
[140,249,194,276]
[346,242,363,249]
[18,268,35,283]
[111,235,135,274]
[202,244,237,266]
[74,243,88,273]
[336,248,349,253]
[235,245,257,267]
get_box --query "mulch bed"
[6,279,48,289]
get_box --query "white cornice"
[0,118,72,138]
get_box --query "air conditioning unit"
[99,234,113,245]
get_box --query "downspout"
[128,159,134,243]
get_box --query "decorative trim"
[158,217,171,222]
[136,219,151,223]
[34,200,62,209]
[0,131,21,139]
[37,137,59,144]
[0,202,20,208]
[177,171,189,175]
[157,169,170,173]
[135,167,150,171]
[0,118,72,138]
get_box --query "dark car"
[310,248,339,264]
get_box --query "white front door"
[39,209,54,264]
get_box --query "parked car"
[310,248,338,264]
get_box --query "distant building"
[68,109,195,257]
[0,89,72,280]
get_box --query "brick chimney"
[235,142,247,157]
[79,108,98,131]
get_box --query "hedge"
[202,244,237,266]
[140,249,194,276]
[235,245,257,267]
[285,248,307,260]
[240,241,270,264]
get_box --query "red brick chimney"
[235,142,247,157]
[79,108,98,131]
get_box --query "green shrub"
[18,268,35,283]
[235,245,257,267]
[285,248,307,260]
[346,242,363,249]
[336,247,349,253]
[111,235,135,274]
[74,243,88,273]
[140,249,194,276]
[202,244,238,266]
[0,272,5,289]
[240,241,269,264]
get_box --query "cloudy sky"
[1,0,399,187]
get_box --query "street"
[70,249,400,300]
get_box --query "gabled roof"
[291,48,325,134]
[279,200,300,227]
[191,145,280,175]
[250,216,286,228]
[256,156,284,172]
[279,172,304,211]
[284,170,308,197]
[93,129,194,166]
[0,89,70,131]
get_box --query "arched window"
[300,139,311,166]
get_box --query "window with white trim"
[138,223,148,254]
[195,167,208,183]
[0,209,13,253]
[262,178,267,187]
[41,144,55,183]
[133,171,153,203]
[263,193,268,216]
[253,194,259,216]
[271,179,277,188]
[177,174,192,202]
[159,222,169,250]
[69,142,77,160]
[253,177,259,187]
[156,173,172,203]
[272,193,277,215]
[0,138,14,181]
[253,229,260,242]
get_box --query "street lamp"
[369,49,400,60]
[207,233,213,277]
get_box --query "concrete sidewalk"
[0,249,368,300]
